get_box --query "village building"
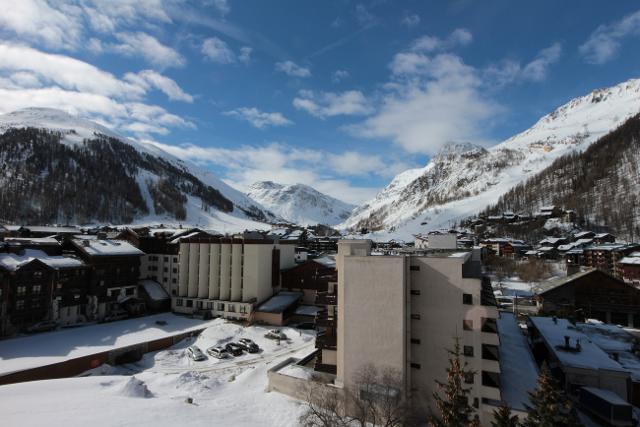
[534,269,640,327]
[501,242,532,258]
[70,237,144,321]
[280,256,336,304]
[330,240,501,424]
[171,235,296,321]
[618,252,640,287]
[583,243,640,277]
[593,233,616,244]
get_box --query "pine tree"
[491,404,519,427]
[522,364,581,427]
[429,337,478,427]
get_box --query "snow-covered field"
[0,320,315,427]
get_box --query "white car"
[206,346,230,359]
[186,345,207,361]
[265,329,287,340]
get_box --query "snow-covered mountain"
[341,78,640,239]
[0,108,276,231]
[247,181,355,226]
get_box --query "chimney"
[564,335,570,349]
[612,352,619,362]
[82,240,90,247]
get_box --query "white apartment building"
[335,239,501,424]
[171,236,296,320]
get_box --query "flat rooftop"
[0,313,216,375]
[497,312,539,411]
[529,316,627,373]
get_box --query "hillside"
[341,78,640,239]
[0,108,275,230]
[485,114,640,241]
[246,181,355,226]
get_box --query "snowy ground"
[0,320,315,427]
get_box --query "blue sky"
[1,1,639,204]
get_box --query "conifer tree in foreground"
[429,337,479,427]
[491,404,519,427]
[522,363,581,427]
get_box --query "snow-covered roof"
[0,249,84,271]
[620,257,640,266]
[72,239,144,257]
[575,238,594,245]
[313,256,336,268]
[256,291,302,313]
[525,250,539,255]
[497,313,538,411]
[557,244,575,251]
[539,237,565,244]
[139,280,170,301]
[577,322,640,381]
[594,233,614,238]
[4,237,60,245]
[22,225,79,234]
[574,231,594,238]
[538,246,556,252]
[529,316,627,372]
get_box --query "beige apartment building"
[171,236,296,320]
[335,239,501,424]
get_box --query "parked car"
[186,345,207,361]
[225,342,244,356]
[238,338,260,353]
[206,346,230,359]
[265,329,287,340]
[26,320,58,333]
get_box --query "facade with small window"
[170,236,296,321]
[334,240,501,425]
[70,238,144,321]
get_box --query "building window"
[464,372,474,384]
[463,319,473,331]
[186,299,193,308]
[411,314,421,320]
[217,303,225,311]
[16,300,25,310]
[410,338,421,344]
[410,289,421,295]
[163,277,168,283]
[172,268,178,274]
[463,345,474,357]
[99,280,105,286]
[463,293,473,305]
[473,397,479,409]
[164,257,169,262]
[33,271,43,279]
[410,265,420,271]
[16,285,26,296]
[173,257,178,263]
[410,363,421,369]
[239,306,248,314]
[163,267,168,273]
[481,318,498,334]
[482,371,500,388]
[176,298,183,306]
[125,287,135,296]
[172,278,177,283]
[227,304,236,313]
[482,344,500,361]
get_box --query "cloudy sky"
[1,0,639,204]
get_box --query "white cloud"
[293,90,373,119]
[111,32,185,68]
[202,37,236,64]
[485,42,562,85]
[410,28,472,52]
[142,140,390,204]
[209,0,231,16]
[0,0,83,49]
[238,47,252,64]
[0,42,193,137]
[275,60,311,78]
[355,4,376,27]
[124,70,193,102]
[223,107,292,129]
[332,69,350,83]
[353,36,499,155]
[579,9,640,64]
[401,13,420,28]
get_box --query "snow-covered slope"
[247,181,355,226]
[0,107,275,231]
[342,78,640,239]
